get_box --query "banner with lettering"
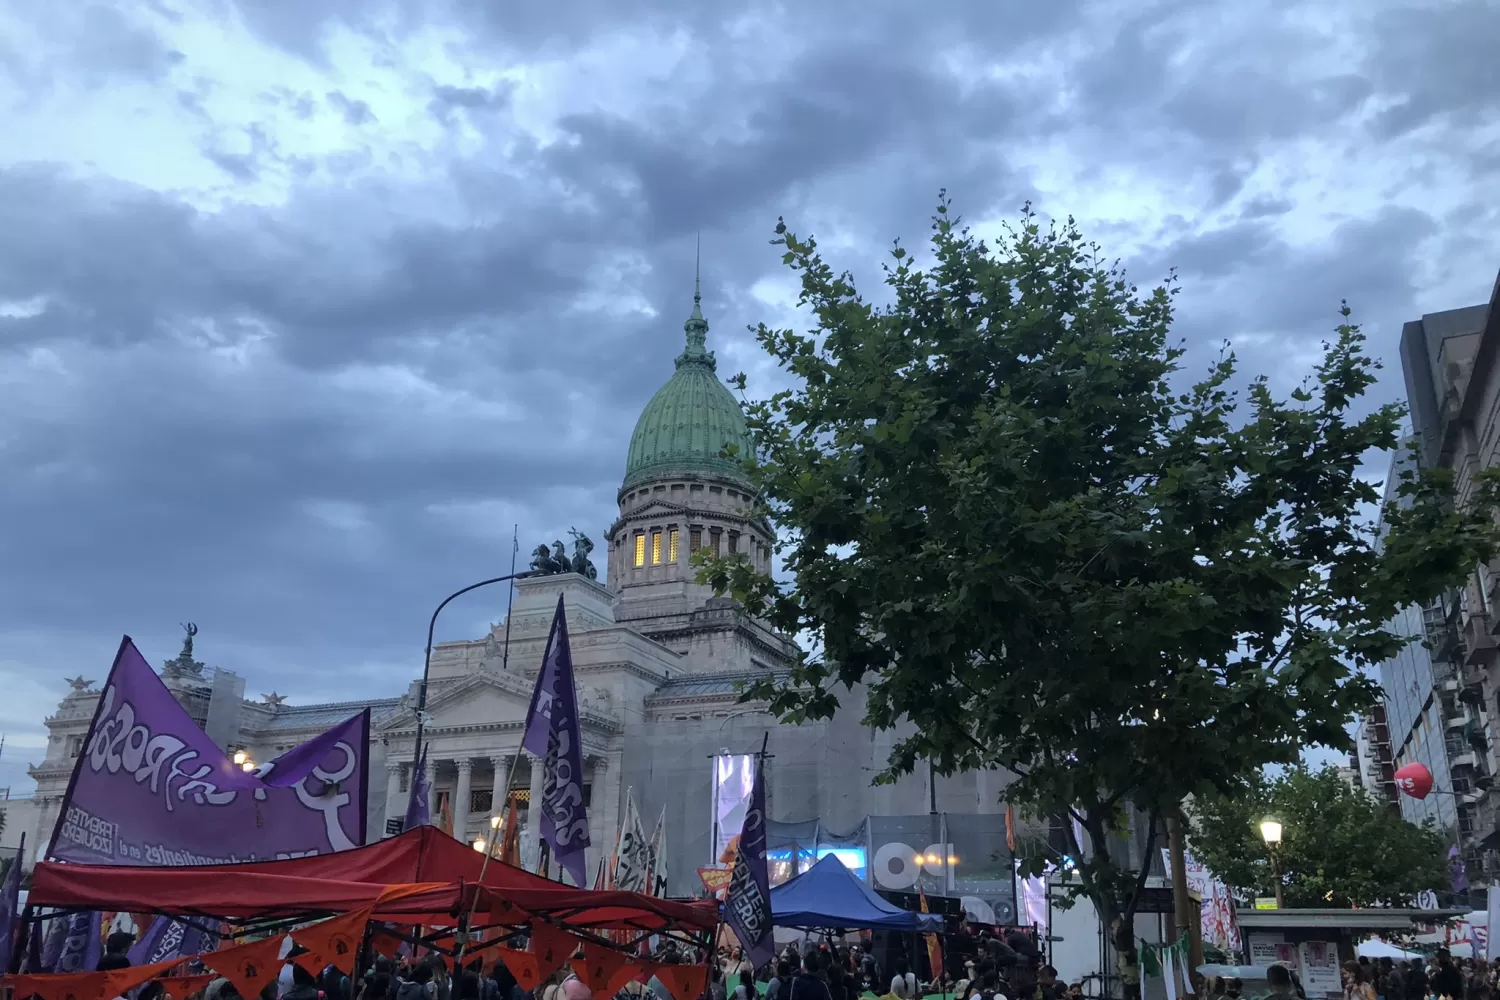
[49,636,370,865]
[724,753,772,968]
[522,596,591,887]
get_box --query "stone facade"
[10,282,1016,904]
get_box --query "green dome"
[622,287,754,492]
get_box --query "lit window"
[668,529,679,564]
[651,531,662,565]
[633,534,645,567]
[690,528,702,551]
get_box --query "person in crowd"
[397,964,435,1000]
[1343,962,1375,1000]
[730,969,756,1000]
[707,965,728,1000]
[767,959,793,1000]
[1434,949,1466,1000]
[1266,964,1297,1000]
[973,969,1008,1000]
[892,969,918,1000]
[282,964,325,1000]
[786,951,833,1000]
[1034,966,1063,1000]
[487,958,521,1000]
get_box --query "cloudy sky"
[0,0,1497,793]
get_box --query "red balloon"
[1395,762,1434,799]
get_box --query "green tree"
[702,196,1500,979]
[1189,765,1448,908]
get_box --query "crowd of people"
[1336,948,1495,1000]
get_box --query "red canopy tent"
[29,827,717,934]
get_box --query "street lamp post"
[412,571,538,769]
[1259,817,1284,909]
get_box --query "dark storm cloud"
[0,3,184,92]
[0,0,1497,796]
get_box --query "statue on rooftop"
[179,622,198,659]
[66,676,94,694]
[568,529,598,580]
[528,531,598,579]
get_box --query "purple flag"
[49,636,371,866]
[522,596,591,887]
[403,743,431,831]
[724,755,772,968]
[0,834,24,973]
[49,910,101,973]
[127,915,209,967]
[1451,843,1469,894]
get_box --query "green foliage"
[701,194,1500,942]
[1188,765,1448,908]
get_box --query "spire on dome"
[678,232,714,370]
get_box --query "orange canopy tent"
[28,826,717,934]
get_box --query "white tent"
[1357,940,1422,960]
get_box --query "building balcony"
[1449,706,1478,730]
[1465,612,1498,664]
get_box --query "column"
[591,755,618,887]
[424,756,437,818]
[490,755,512,821]
[527,751,546,870]
[454,759,474,841]
[385,761,405,821]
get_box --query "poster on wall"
[1247,935,1301,977]
[1299,942,1341,998]
[711,755,756,864]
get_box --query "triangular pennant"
[291,908,372,975]
[656,965,710,1000]
[495,947,541,992]
[371,928,403,960]
[528,923,577,981]
[5,972,109,1000]
[573,943,629,996]
[607,961,653,997]
[102,958,185,999]
[204,934,285,1000]
[160,974,217,997]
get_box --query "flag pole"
[502,525,519,673]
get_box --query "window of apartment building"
[1480,561,1494,616]
[668,528,679,564]
[633,533,646,567]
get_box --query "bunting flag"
[723,752,772,968]
[528,922,577,981]
[0,834,25,973]
[655,965,711,1000]
[438,790,454,838]
[592,858,607,891]
[162,974,216,996]
[521,596,591,887]
[572,943,635,997]
[127,914,209,968]
[646,808,668,897]
[918,885,944,982]
[404,743,431,831]
[5,956,183,1000]
[1005,803,1017,854]
[499,794,522,867]
[290,907,371,975]
[613,792,651,894]
[204,934,286,1000]
[495,947,542,992]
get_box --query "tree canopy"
[702,195,1500,960]
[1189,765,1448,908]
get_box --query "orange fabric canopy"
[29,827,717,932]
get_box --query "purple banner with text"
[49,636,370,865]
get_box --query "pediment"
[623,498,693,519]
[376,669,623,736]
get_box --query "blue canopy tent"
[771,854,944,931]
